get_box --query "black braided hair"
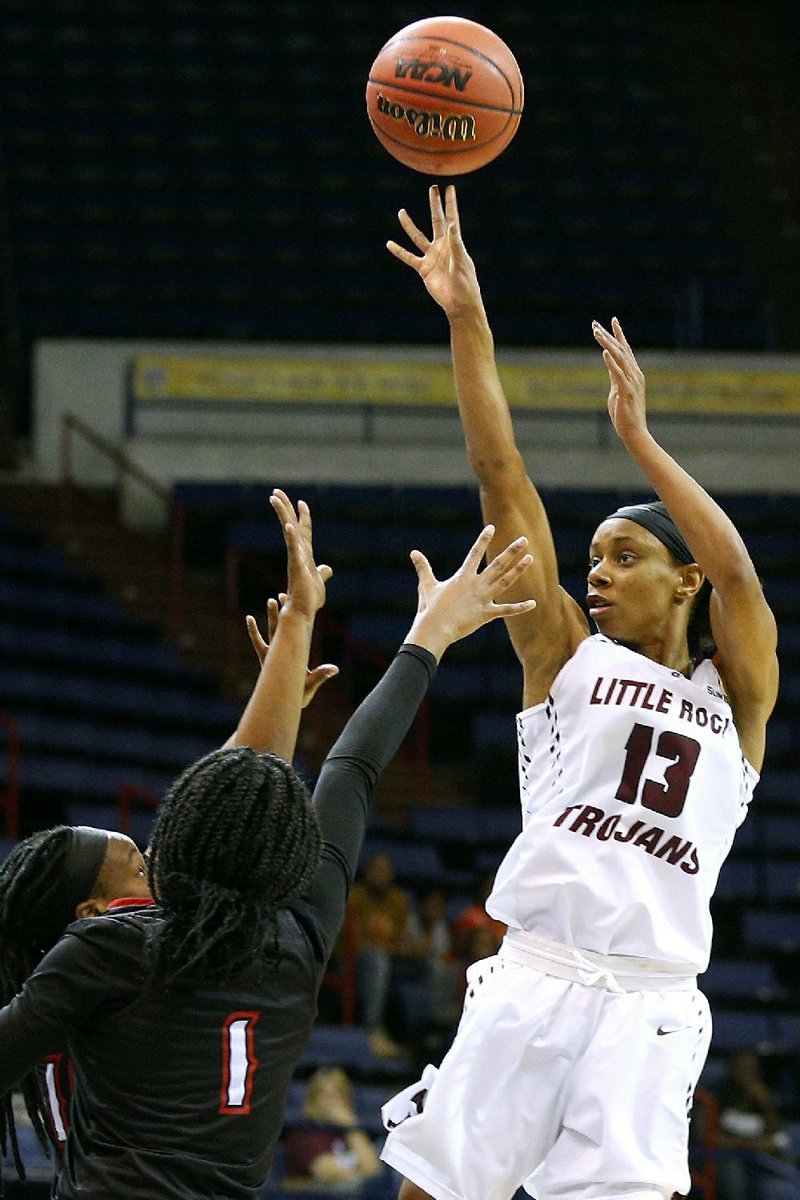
[0,827,79,1184]
[146,747,321,985]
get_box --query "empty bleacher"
[0,504,238,834]
[0,0,775,444]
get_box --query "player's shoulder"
[64,904,159,955]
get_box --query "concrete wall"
[34,338,800,528]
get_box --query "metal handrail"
[59,413,186,634]
[0,713,20,839]
[117,780,161,839]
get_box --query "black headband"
[57,826,109,929]
[606,501,695,565]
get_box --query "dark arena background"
[0,3,799,1198]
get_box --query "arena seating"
[1,482,798,1195]
[0,0,772,448]
[0,507,238,832]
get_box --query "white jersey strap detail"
[501,929,698,992]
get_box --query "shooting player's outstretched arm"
[388,186,587,703]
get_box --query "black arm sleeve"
[292,643,437,961]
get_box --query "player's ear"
[675,563,704,603]
[74,896,109,920]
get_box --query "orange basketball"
[366,16,524,175]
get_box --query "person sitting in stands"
[450,872,506,960]
[717,1051,800,1200]
[283,1067,382,1191]
[347,852,412,1059]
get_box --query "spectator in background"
[283,1067,382,1192]
[450,872,506,960]
[406,889,461,1030]
[406,889,451,965]
[717,1051,800,1200]
[347,852,411,1059]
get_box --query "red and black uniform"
[0,644,436,1199]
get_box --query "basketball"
[366,16,524,176]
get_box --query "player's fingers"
[481,533,528,580]
[491,598,538,619]
[318,563,333,583]
[445,184,461,232]
[611,318,643,381]
[429,184,446,238]
[281,521,300,557]
[611,316,632,352]
[594,322,630,369]
[297,499,315,548]
[266,597,279,642]
[488,552,534,595]
[602,349,626,385]
[303,664,340,706]
[594,321,635,376]
[398,208,431,251]
[592,320,624,354]
[462,524,497,572]
[410,548,436,587]
[387,239,423,270]
[602,348,630,383]
[246,615,269,662]
[270,488,298,527]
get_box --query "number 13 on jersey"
[616,722,701,818]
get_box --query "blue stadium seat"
[763,860,800,901]
[428,664,488,703]
[710,1010,776,1053]
[771,1014,800,1051]
[361,839,442,884]
[742,909,800,952]
[476,810,523,843]
[757,769,800,804]
[410,807,481,843]
[714,858,762,900]
[700,958,785,1001]
[6,754,172,800]
[473,711,517,754]
[762,811,800,849]
[301,1025,408,1074]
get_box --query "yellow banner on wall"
[131,354,800,416]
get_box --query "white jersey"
[487,634,758,972]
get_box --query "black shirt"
[0,644,436,1199]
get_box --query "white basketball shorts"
[380,949,711,1200]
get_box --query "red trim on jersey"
[44,1053,71,1145]
[106,897,156,910]
[219,1011,261,1116]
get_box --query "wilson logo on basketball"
[393,58,473,91]
[376,94,477,143]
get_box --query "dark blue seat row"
[0,664,238,731]
[14,711,217,772]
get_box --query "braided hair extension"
[0,828,78,1185]
[146,747,321,985]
